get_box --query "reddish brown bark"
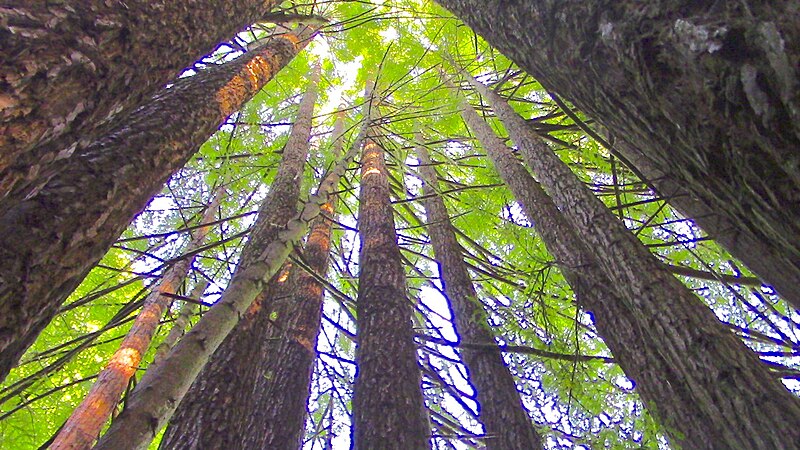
[467,75,800,448]
[351,99,429,448]
[161,68,327,450]
[0,27,316,383]
[416,142,542,449]
[49,188,223,450]
[0,1,278,199]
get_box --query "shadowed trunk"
[0,26,316,384]
[0,1,278,198]
[613,138,800,309]
[351,87,429,449]
[415,142,542,450]
[50,187,224,450]
[465,73,800,448]
[93,65,355,450]
[436,0,800,321]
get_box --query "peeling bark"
[466,75,800,448]
[0,27,316,383]
[436,0,800,319]
[415,142,542,450]
[0,1,278,199]
[351,85,429,449]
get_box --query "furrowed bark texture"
[161,67,321,450]
[351,120,429,448]
[93,87,358,450]
[0,1,277,198]
[457,93,704,447]
[49,188,223,450]
[436,0,800,318]
[612,138,800,309]
[415,143,542,450]
[239,115,342,450]
[0,27,314,384]
[468,77,800,448]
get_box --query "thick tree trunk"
[436,0,800,319]
[92,71,357,450]
[612,138,800,309]
[466,75,800,448]
[0,27,316,383]
[415,142,542,450]
[351,92,429,449]
[161,68,325,450]
[0,1,277,198]
[48,188,223,450]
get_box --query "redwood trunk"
[415,142,542,450]
[351,93,429,449]
[0,1,276,199]
[436,0,800,318]
[93,125,355,450]
[0,27,315,383]
[614,139,800,309]
[467,76,800,448]
[162,71,330,450]
[48,188,223,450]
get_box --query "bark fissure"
[0,27,316,383]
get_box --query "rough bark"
[612,138,800,309]
[0,1,277,198]
[160,67,323,450]
[92,78,358,450]
[48,188,223,450]
[415,142,542,450]
[467,75,800,448]
[351,100,429,449]
[0,27,316,383]
[436,0,800,323]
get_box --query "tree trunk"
[351,91,429,449]
[161,68,328,450]
[48,187,223,450]
[92,67,356,450]
[0,1,277,199]
[0,26,316,383]
[415,142,542,450]
[613,138,800,309]
[466,74,800,448]
[436,0,800,323]
[153,280,209,364]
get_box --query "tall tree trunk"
[153,280,209,364]
[0,1,278,199]
[92,70,358,450]
[613,138,800,309]
[415,142,542,450]
[0,26,316,384]
[466,74,800,448]
[160,67,325,450]
[435,0,800,319]
[351,91,429,449]
[48,187,224,450]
